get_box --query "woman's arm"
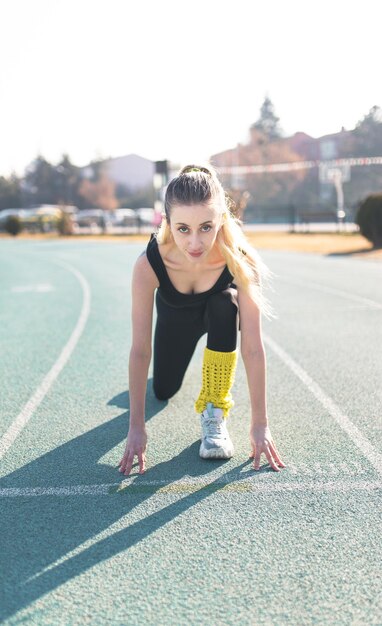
[118,252,158,475]
[236,285,286,471]
[236,286,267,425]
[128,252,157,423]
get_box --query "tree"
[0,174,22,210]
[342,105,382,157]
[57,210,75,236]
[251,96,283,141]
[22,153,82,208]
[240,127,306,209]
[5,215,22,236]
[23,155,57,205]
[356,193,382,248]
[78,171,119,211]
[340,106,382,208]
[55,154,81,206]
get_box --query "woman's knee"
[206,288,238,316]
[153,379,181,401]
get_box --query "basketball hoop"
[319,163,351,183]
[319,163,351,226]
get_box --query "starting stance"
[119,164,286,474]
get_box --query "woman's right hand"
[118,426,147,475]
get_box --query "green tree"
[340,106,382,209]
[57,210,75,236]
[55,154,81,206]
[23,153,82,207]
[251,96,283,141]
[342,105,382,157]
[356,193,382,248]
[23,155,57,205]
[5,215,23,236]
[0,174,22,210]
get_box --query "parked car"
[111,208,136,226]
[0,206,74,233]
[136,207,155,225]
[34,206,62,218]
[59,205,78,216]
[0,208,28,223]
[73,209,107,229]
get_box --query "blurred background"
[1,0,381,243]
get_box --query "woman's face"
[169,203,222,262]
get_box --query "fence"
[242,203,357,233]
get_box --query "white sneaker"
[199,402,234,459]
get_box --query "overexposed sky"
[1,0,381,177]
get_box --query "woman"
[118,164,286,475]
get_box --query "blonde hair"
[156,163,276,319]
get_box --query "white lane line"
[0,480,381,497]
[0,460,372,498]
[263,333,382,477]
[278,276,382,310]
[0,262,90,460]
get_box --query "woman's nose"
[189,233,201,249]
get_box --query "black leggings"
[153,287,239,401]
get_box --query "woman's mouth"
[188,250,203,258]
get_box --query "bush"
[5,215,23,236]
[356,193,382,247]
[57,211,74,236]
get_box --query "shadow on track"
[0,379,255,621]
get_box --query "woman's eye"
[177,225,212,233]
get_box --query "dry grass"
[244,231,382,260]
[1,229,381,261]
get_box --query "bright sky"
[1,0,381,177]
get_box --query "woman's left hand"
[249,424,286,472]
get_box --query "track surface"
[0,239,381,625]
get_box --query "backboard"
[319,163,351,183]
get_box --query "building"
[80,153,154,191]
[209,125,355,207]
[211,126,353,168]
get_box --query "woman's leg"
[194,288,239,418]
[152,304,205,401]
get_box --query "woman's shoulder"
[146,234,182,269]
[146,231,171,257]
[134,248,160,289]
[156,239,173,258]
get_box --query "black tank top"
[145,232,236,308]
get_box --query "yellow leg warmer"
[194,347,238,418]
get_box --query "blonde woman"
[118,164,286,475]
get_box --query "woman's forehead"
[170,203,220,222]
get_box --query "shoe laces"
[203,417,223,438]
